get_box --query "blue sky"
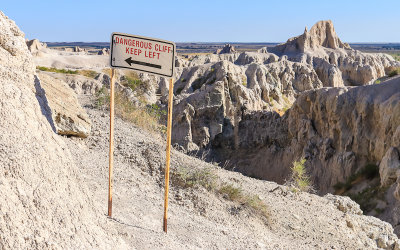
[2,0,400,43]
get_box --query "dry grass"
[388,68,400,77]
[36,66,78,74]
[387,53,400,61]
[171,166,217,191]
[102,68,112,76]
[37,66,99,79]
[114,91,165,133]
[94,86,165,134]
[218,184,270,219]
[171,165,270,220]
[78,70,98,79]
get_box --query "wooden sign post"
[108,68,115,217]
[163,77,174,233]
[108,33,175,230]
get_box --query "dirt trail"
[62,97,400,249]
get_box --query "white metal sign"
[110,32,176,77]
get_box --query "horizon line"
[43,41,400,44]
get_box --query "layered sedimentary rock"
[270,20,350,54]
[170,20,400,162]
[172,59,323,152]
[269,20,400,86]
[214,78,400,191]
[36,72,92,137]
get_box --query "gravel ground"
[62,96,400,249]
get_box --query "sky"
[2,0,400,43]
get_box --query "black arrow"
[124,57,161,69]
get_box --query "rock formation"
[0,11,120,248]
[170,20,400,157]
[215,44,236,54]
[213,77,399,191]
[172,59,323,152]
[26,39,44,54]
[3,10,400,247]
[270,20,350,55]
[269,20,400,86]
[36,72,92,137]
[98,47,109,55]
[73,46,85,52]
[257,47,268,53]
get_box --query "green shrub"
[121,75,142,91]
[241,75,247,87]
[287,158,312,192]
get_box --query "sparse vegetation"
[218,184,270,219]
[388,68,400,77]
[333,164,379,194]
[219,184,242,200]
[286,158,313,192]
[241,75,247,87]
[349,185,388,213]
[333,163,383,214]
[120,71,143,92]
[36,66,78,74]
[94,87,166,134]
[78,69,98,79]
[387,53,400,62]
[171,165,270,220]
[102,68,112,76]
[94,86,109,109]
[172,166,217,191]
[37,66,99,79]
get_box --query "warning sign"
[110,32,176,77]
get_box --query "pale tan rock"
[324,193,363,215]
[395,171,400,201]
[380,147,400,187]
[212,76,400,194]
[271,20,350,54]
[26,39,43,54]
[235,51,278,65]
[0,11,120,248]
[269,20,400,86]
[97,47,109,55]
[215,44,236,54]
[172,59,322,152]
[36,72,91,137]
[73,46,85,52]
